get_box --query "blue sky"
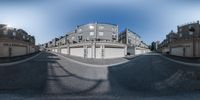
[0,0,200,45]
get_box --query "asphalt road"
[0,52,200,100]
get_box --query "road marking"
[0,52,42,66]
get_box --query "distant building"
[119,28,141,46]
[151,41,160,51]
[158,20,200,57]
[0,24,37,57]
[119,28,150,55]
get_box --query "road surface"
[0,52,200,100]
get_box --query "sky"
[0,0,200,45]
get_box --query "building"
[119,28,150,55]
[47,22,127,59]
[0,24,37,57]
[158,20,200,57]
[151,41,160,51]
[45,23,150,59]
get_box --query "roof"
[178,20,199,28]
[77,22,118,27]
[127,28,141,38]
[0,24,6,28]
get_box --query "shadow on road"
[108,55,200,96]
[0,52,105,97]
[0,52,53,95]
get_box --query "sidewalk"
[0,52,40,63]
[54,52,138,65]
[164,54,200,64]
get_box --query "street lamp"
[189,26,195,57]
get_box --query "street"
[0,52,200,100]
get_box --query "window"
[179,33,182,37]
[89,25,94,30]
[128,38,131,44]
[72,36,74,40]
[99,26,104,29]
[12,32,16,36]
[90,32,94,36]
[3,30,7,35]
[179,28,182,32]
[99,32,104,36]
[78,35,82,40]
[23,35,26,39]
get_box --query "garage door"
[54,49,58,52]
[135,49,142,55]
[104,48,125,59]
[12,46,26,57]
[171,47,184,56]
[61,48,68,54]
[70,47,84,57]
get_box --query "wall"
[185,46,193,57]
[162,47,170,54]
[0,43,9,57]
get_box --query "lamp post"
[189,26,195,57]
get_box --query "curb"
[51,52,134,67]
[159,54,200,67]
[0,52,42,66]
